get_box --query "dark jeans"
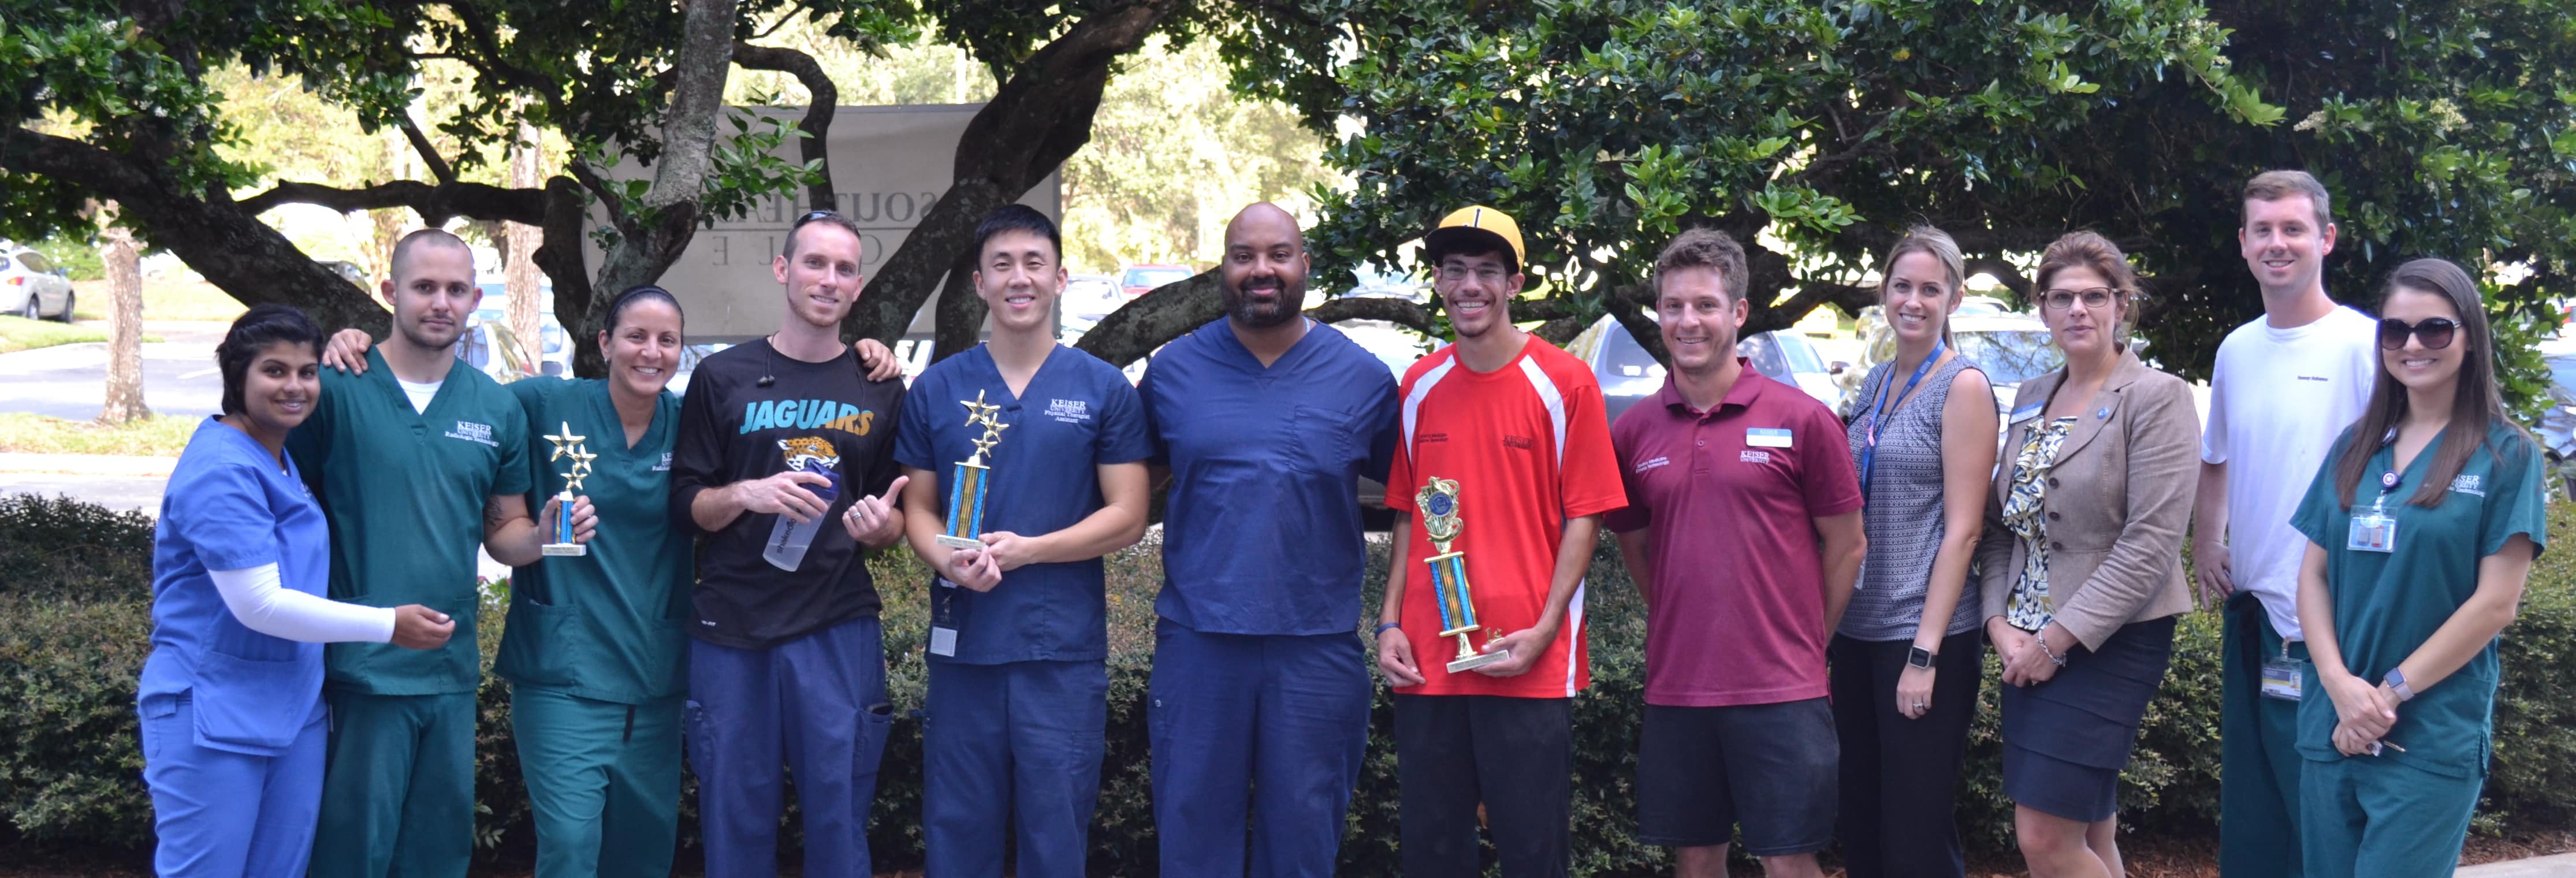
[1393,694,1575,878]
[1829,631,1984,878]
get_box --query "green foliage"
[1220,0,2576,412]
[8,496,2572,870]
[25,237,105,281]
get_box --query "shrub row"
[3,492,2570,873]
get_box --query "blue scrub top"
[140,417,333,756]
[897,344,1152,664]
[1139,319,1400,635]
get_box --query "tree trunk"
[847,0,1194,352]
[930,249,989,362]
[98,218,149,423]
[505,122,545,375]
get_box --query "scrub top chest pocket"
[1282,404,1360,476]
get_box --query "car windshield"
[1955,329,2064,386]
[1126,268,1192,289]
[1772,332,1826,374]
[1735,332,1792,383]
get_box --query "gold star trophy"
[936,390,1011,549]
[1418,477,1507,672]
[541,421,595,557]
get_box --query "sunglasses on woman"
[2377,317,2458,351]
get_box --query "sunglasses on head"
[2377,317,2458,351]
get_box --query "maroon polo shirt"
[1606,363,1863,707]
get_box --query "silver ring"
[1911,702,1927,710]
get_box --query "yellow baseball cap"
[1423,205,1525,274]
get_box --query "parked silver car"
[1,246,76,321]
[1562,313,1844,425]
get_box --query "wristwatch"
[2383,668,2415,702]
[1907,646,1937,669]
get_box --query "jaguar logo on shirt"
[740,399,876,436]
[777,436,841,473]
[1046,398,1092,424]
[444,420,498,447]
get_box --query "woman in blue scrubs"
[140,304,456,877]
[2291,258,2547,878]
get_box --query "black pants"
[1392,694,1574,878]
[1827,631,1985,878]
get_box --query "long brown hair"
[2330,258,2525,508]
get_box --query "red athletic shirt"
[1386,334,1627,698]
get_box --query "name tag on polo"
[1745,427,1793,448]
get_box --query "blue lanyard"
[1859,341,1944,497]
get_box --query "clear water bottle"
[762,464,842,571]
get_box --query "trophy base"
[934,535,984,549]
[1447,649,1511,674]
[541,543,587,557]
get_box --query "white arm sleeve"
[209,564,399,644]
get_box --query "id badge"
[2260,657,2304,701]
[928,578,961,657]
[2347,512,2397,553]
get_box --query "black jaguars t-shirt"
[669,338,904,649]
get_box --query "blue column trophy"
[541,421,594,557]
[1418,476,1506,672]
[935,390,1011,549]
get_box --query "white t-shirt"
[396,377,442,414]
[2199,304,2379,639]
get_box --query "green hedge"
[3,491,2570,873]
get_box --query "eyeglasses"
[2040,287,2117,311]
[1435,264,1509,284]
[2377,317,2458,351]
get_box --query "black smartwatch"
[1906,646,1937,669]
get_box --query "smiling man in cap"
[1373,205,1625,877]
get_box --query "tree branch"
[397,116,457,183]
[1309,296,1430,333]
[236,178,544,225]
[732,40,838,208]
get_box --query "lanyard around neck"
[1859,341,1944,497]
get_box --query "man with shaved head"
[292,227,548,876]
[1137,202,1402,874]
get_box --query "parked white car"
[1,245,76,322]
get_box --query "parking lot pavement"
[0,339,225,421]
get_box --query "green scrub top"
[289,348,532,695]
[2291,421,2548,778]
[493,378,691,704]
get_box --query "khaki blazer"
[1975,347,2198,649]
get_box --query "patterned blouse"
[2002,416,2080,632]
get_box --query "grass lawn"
[0,315,107,354]
[0,315,163,354]
[0,412,197,456]
[71,280,251,323]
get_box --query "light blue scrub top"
[1138,319,1401,635]
[895,344,1153,664]
[140,417,333,756]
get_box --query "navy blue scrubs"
[897,344,1152,878]
[139,418,336,877]
[1138,319,1400,876]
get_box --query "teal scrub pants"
[2299,754,2480,878]
[2221,593,2309,876]
[311,690,478,878]
[512,687,683,878]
